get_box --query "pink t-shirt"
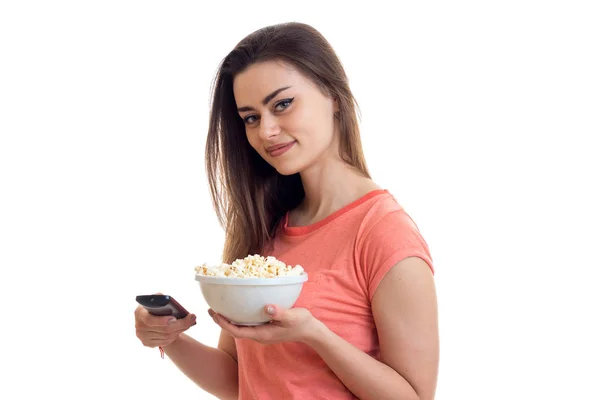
[235,189,434,399]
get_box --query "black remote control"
[136,294,190,319]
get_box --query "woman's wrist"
[301,316,329,347]
[162,333,185,349]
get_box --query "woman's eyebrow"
[237,86,292,112]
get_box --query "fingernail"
[266,306,275,315]
[167,317,177,325]
[207,309,214,317]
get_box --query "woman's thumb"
[265,305,282,320]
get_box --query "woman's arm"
[163,330,239,400]
[304,257,439,400]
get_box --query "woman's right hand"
[134,306,197,348]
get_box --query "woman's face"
[233,60,339,175]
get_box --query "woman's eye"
[275,98,294,111]
[243,115,258,124]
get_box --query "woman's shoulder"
[357,190,427,247]
[355,190,434,296]
[361,190,408,226]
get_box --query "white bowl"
[195,273,309,325]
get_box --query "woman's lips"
[267,141,296,157]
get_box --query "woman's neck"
[291,158,380,227]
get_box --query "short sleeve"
[358,210,434,301]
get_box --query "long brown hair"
[206,22,370,263]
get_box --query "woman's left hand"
[209,305,320,345]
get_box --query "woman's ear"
[333,97,341,120]
[334,97,340,113]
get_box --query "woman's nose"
[258,114,281,140]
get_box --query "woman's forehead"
[233,61,308,104]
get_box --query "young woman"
[134,22,439,400]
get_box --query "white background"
[1,1,599,399]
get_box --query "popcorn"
[195,254,305,278]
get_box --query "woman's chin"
[272,161,303,176]
[275,166,300,176]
